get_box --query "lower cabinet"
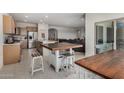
[3,44,21,65]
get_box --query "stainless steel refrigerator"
[27,32,38,48]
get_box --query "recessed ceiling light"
[25,16,28,18]
[45,15,48,18]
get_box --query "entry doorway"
[48,28,58,41]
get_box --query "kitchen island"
[75,50,124,79]
[41,42,83,72]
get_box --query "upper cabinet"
[3,15,16,34]
[26,27,38,32]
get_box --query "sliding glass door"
[95,21,114,54]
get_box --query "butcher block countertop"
[41,42,83,51]
[75,50,124,79]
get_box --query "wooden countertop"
[38,40,58,44]
[41,42,83,51]
[75,50,124,79]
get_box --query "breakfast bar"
[75,50,124,79]
[41,42,83,72]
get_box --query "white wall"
[76,27,85,39]
[38,24,48,41]
[0,14,3,68]
[81,27,85,38]
[49,25,78,39]
[86,13,124,57]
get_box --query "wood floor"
[75,50,124,79]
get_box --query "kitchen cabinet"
[20,40,27,49]
[3,15,16,34]
[26,27,38,32]
[15,27,21,35]
[3,43,21,65]
[20,28,27,36]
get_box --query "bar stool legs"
[31,56,44,76]
[67,55,75,71]
[61,56,68,71]
[60,53,75,72]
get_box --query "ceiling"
[9,13,85,28]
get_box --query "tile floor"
[0,49,85,79]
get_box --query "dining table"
[75,50,124,79]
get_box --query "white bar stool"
[61,51,75,71]
[66,52,75,69]
[31,50,44,76]
[60,55,68,71]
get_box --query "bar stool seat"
[31,50,44,76]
